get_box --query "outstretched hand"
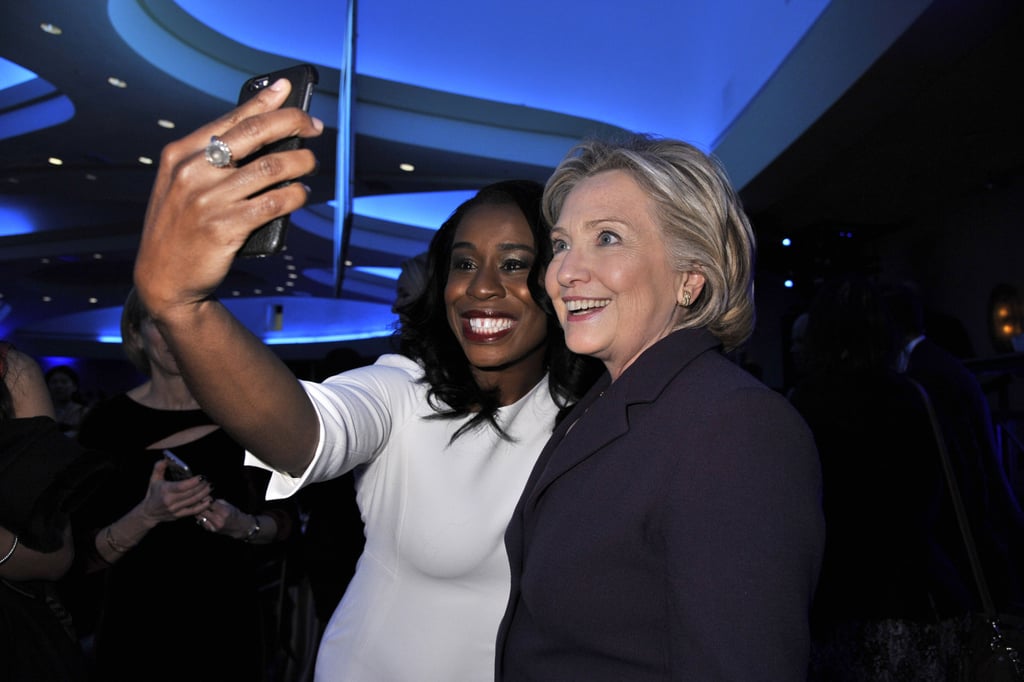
[134,77,324,318]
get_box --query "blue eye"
[598,231,620,246]
[551,238,569,252]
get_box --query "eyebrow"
[554,215,631,229]
[451,241,536,253]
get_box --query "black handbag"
[910,378,1024,681]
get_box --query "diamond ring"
[204,135,233,168]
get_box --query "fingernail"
[312,117,324,132]
[270,78,288,92]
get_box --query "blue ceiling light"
[0,57,74,142]
[352,191,475,230]
[173,0,829,149]
[352,0,831,151]
[0,57,36,88]
[109,0,340,124]
[0,203,37,237]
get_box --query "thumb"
[151,457,169,482]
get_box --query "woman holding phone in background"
[69,288,298,682]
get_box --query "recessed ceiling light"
[107,77,127,88]
[138,156,153,165]
[42,296,52,302]
[88,297,98,304]
[85,173,97,181]
[40,23,62,35]
[157,119,175,129]
[92,253,103,259]
[276,286,285,292]
[399,163,415,172]
[48,157,63,166]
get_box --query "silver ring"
[204,135,233,168]
[199,516,208,526]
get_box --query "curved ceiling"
[4,0,1017,360]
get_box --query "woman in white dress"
[131,81,599,681]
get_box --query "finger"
[237,175,313,232]
[208,106,323,175]
[183,78,295,157]
[156,79,321,182]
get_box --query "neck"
[129,373,199,410]
[471,341,548,406]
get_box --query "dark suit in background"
[905,335,1024,613]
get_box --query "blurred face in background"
[46,371,77,402]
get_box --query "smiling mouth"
[462,316,515,341]
[565,299,610,315]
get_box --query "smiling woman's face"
[546,169,700,380]
[444,202,549,388]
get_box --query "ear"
[677,271,706,307]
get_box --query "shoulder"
[305,353,426,411]
[2,347,54,419]
[667,355,814,451]
[317,353,423,388]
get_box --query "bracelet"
[0,534,18,566]
[105,525,132,553]
[242,515,261,543]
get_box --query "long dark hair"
[396,179,601,440]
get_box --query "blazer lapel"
[523,328,721,510]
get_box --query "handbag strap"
[907,377,997,617]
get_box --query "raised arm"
[133,78,323,476]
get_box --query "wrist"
[242,514,261,543]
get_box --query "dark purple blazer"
[497,328,825,681]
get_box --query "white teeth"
[468,317,514,334]
[565,299,610,312]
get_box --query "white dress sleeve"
[245,354,423,500]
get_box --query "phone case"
[235,64,319,258]
[163,450,193,482]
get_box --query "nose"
[467,265,505,300]
[553,247,589,287]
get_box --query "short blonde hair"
[543,133,756,351]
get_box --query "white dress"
[247,354,559,681]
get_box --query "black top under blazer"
[497,328,825,681]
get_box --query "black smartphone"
[163,450,194,481]
[235,63,319,258]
